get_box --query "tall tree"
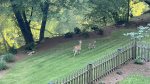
[0,0,78,45]
[39,0,49,42]
[9,0,35,45]
[86,0,129,25]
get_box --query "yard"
[0,28,136,84]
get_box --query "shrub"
[0,59,7,70]
[9,46,17,54]
[91,26,104,35]
[116,20,126,25]
[74,27,81,34]
[134,57,145,65]
[25,42,35,51]
[64,32,74,38]
[96,28,104,35]
[91,26,99,31]
[3,53,15,62]
[81,29,89,38]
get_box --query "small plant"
[81,29,89,38]
[91,25,99,31]
[74,27,81,34]
[3,53,15,62]
[64,32,74,38]
[116,69,123,75]
[8,45,17,54]
[124,23,150,41]
[134,57,145,65]
[0,58,7,70]
[98,80,105,84]
[91,26,103,35]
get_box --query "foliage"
[130,1,149,16]
[81,29,89,38]
[86,0,148,25]
[124,23,150,41]
[91,26,104,35]
[134,56,145,65]
[30,21,41,41]
[74,27,81,34]
[64,32,74,38]
[8,45,17,54]
[3,53,15,62]
[0,58,7,70]
[86,0,129,25]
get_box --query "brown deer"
[73,40,82,56]
[88,40,96,50]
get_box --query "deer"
[73,40,82,56]
[88,40,96,50]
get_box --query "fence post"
[87,64,93,84]
[132,40,137,59]
[117,48,122,65]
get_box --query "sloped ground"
[0,29,132,84]
[98,61,150,84]
[0,14,150,84]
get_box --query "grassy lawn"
[120,75,150,84]
[0,29,137,84]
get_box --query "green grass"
[0,29,137,84]
[120,74,150,84]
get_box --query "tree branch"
[31,27,63,37]
[28,7,33,25]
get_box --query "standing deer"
[88,40,96,49]
[73,40,82,56]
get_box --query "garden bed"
[98,61,150,84]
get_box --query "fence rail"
[50,41,150,84]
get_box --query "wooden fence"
[50,41,150,84]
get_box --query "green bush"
[0,59,7,70]
[81,29,89,38]
[9,46,17,54]
[3,53,15,62]
[134,57,145,65]
[91,25,99,31]
[64,32,74,38]
[74,27,81,34]
[91,26,104,35]
[81,32,89,38]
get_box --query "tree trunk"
[127,0,130,22]
[39,1,49,42]
[10,0,34,45]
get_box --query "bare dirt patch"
[99,61,150,84]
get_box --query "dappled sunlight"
[130,1,149,16]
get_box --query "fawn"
[73,40,82,56]
[88,40,96,49]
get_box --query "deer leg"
[74,50,77,56]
